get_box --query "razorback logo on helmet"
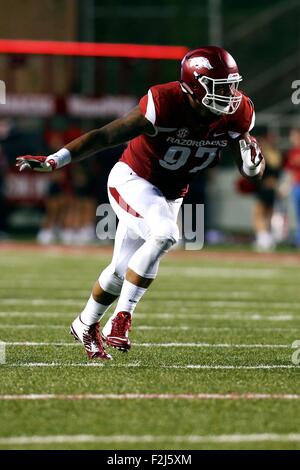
[189,57,213,70]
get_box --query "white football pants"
[99,162,182,295]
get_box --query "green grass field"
[0,245,300,450]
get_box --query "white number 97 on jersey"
[159,146,217,173]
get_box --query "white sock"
[80,294,110,326]
[114,280,147,316]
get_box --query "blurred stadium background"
[0,0,300,249]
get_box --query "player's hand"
[16,155,57,172]
[249,137,263,167]
[240,138,263,169]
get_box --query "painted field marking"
[0,315,298,331]
[3,362,296,370]
[0,340,5,364]
[3,341,292,349]
[163,364,296,370]
[136,326,300,332]
[0,286,258,297]
[0,433,300,445]
[0,290,275,299]
[159,267,280,278]
[137,342,290,349]
[0,299,83,306]
[0,393,300,401]
[0,311,295,319]
[0,325,67,329]
[0,314,299,325]
[0,282,283,293]
[2,298,300,309]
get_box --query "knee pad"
[150,219,179,247]
[98,265,123,296]
[128,222,179,279]
[149,236,175,255]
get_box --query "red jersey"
[120,81,255,199]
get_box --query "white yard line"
[0,277,296,291]
[139,313,297,321]
[163,365,296,370]
[4,362,137,368]
[3,362,296,370]
[5,342,79,346]
[0,433,300,445]
[0,325,67,329]
[141,301,300,309]
[0,281,86,287]
[3,341,291,349]
[0,287,256,298]
[0,310,295,317]
[0,299,83,306]
[159,267,280,278]
[0,393,300,401]
[0,315,297,331]
[136,326,300,332]
[0,313,299,324]
[2,298,300,309]
[145,291,267,299]
[0,312,60,317]
[0,290,89,297]
[136,342,290,348]
[200,301,300,309]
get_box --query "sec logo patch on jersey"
[176,128,189,138]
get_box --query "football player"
[16,46,265,360]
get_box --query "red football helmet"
[180,46,242,115]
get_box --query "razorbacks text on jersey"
[120,81,255,199]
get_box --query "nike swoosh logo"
[213,132,226,137]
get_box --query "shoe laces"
[83,323,104,353]
[111,312,132,337]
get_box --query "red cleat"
[102,311,132,351]
[70,316,112,360]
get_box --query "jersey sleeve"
[139,85,169,134]
[227,95,255,139]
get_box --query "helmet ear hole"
[180,81,194,96]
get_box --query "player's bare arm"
[229,132,265,181]
[16,106,154,172]
[65,106,154,160]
